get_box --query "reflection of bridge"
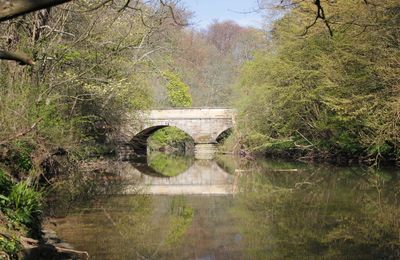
[118,108,235,160]
[121,160,234,195]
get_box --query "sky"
[180,0,265,29]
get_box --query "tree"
[0,0,186,65]
[164,21,265,107]
[237,0,400,164]
[163,70,192,107]
[205,20,245,55]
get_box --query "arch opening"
[216,128,233,144]
[131,126,195,158]
[129,126,195,176]
[130,125,168,156]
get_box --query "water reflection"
[233,163,400,259]
[147,152,194,177]
[51,195,242,259]
[123,153,235,195]
[128,152,194,178]
[50,156,400,259]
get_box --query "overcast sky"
[180,0,265,29]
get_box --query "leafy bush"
[148,127,192,152]
[0,169,12,196]
[0,170,43,231]
[0,235,21,259]
[6,182,42,229]
[12,141,34,172]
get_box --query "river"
[48,153,400,259]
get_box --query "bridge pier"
[194,143,217,160]
[118,142,217,160]
[117,141,147,161]
[117,143,136,160]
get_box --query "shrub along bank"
[0,169,42,258]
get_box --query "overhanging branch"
[0,0,72,22]
[0,50,35,65]
[301,0,333,36]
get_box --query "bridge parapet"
[145,108,235,120]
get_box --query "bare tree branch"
[159,0,187,26]
[301,0,333,36]
[0,0,187,65]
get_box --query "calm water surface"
[51,154,400,259]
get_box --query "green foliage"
[5,182,43,229]
[0,170,42,258]
[0,235,21,258]
[0,1,158,168]
[148,127,192,152]
[0,169,42,233]
[0,169,12,196]
[236,0,400,163]
[31,103,75,144]
[163,71,192,107]
[11,141,34,172]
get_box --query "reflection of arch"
[131,126,194,155]
[128,160,234,193]
[130,153,194,178]
[129,156,167,177]
[215,127,233,143]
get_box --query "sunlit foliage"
[237,0,400,164]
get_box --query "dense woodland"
[0,0,399,258]
[237,0,399,165]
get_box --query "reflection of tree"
[58,194,195,259]
[147,152,193,177]
[233,168,400,259]
[164,196,194,248]
[215,155,239,175]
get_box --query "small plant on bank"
[0,235,21,259]
[0,169,43,258]
[6,182,43,230]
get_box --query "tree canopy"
[237,0,400,164]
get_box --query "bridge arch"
[131,125,194,155]
[118,108,236,160]
[215,127,233,143]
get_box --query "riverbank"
[0,155,122,259]
[260,148,399,168]
[23,226,89,259]
[222,135,399,168]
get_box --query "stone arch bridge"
[118,108,235,160]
